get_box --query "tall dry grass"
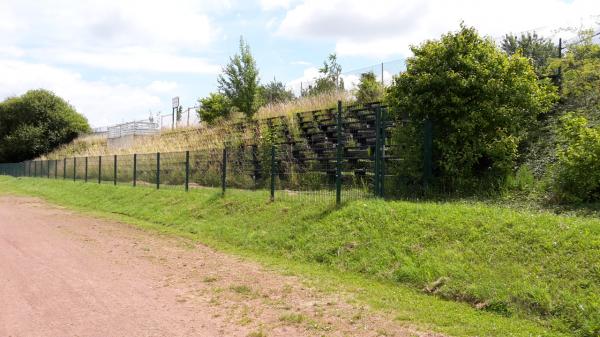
[42,91,353,160]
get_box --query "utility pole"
[558,38,563,93]
[171,96,179,130]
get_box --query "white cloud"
[0,0,224,74]
[47,48,220,74]
[0,59,164,126]
[285,67,320,95]
[0,0,219,51]
[278,0,600,58]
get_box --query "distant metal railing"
[107,121,159,139]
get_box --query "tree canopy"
[501,32,557,74]
[217,37,260,119]
[304,53,344,96]
[196,92,231,126]
[258,80,295,105]
[387,25,557,188]
[355,72,383,104]
[0,89,90,163]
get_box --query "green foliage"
[387,25,557,191]
[0,89,90,162]
[355,72,383,104]
[553,113,600,202]
[501,32,557,74]
[258,80,295,105]
[217,37,260,119]
[304,53,344,96]
[4,177,598,336]
[196,92,232,125]
[550,30,600,112]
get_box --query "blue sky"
[0,0,597,127]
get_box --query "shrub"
[387,24,557,192]
[0,89,90,162]
[196,93,232,125]
[553,112,600,202]
[355,72,383,105]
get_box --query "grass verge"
[1,176,598,336]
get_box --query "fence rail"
[0,102,433,204]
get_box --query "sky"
[0,0,598,127]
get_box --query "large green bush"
[387,25,557,191]
[196,92,232,125]
[0,89,90,163]
[553,113,600,202]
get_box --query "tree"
[0,89,90,163]
[258,80,295,105]
[387,25,557,189]
[304,53,344,96]
[217,37,260,119]
[355,72,383,104]
[501,32,557,74]
[196,93,231,125]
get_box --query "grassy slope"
[1,177,598,336]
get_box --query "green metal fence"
[0,102,433,205]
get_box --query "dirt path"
[0,196,442,337]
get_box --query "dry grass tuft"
[42,92,350,160]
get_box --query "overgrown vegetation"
[1,176,597,336]
[387,25,557,192]
[0,89,90,163]
[28,25,600,205]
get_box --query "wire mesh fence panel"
[85,156,101,183]
[98,155,114,183]
[55,159,64,179]
[115,154,134,185]
[0,101,435,203]
[74,157,86,181]
[135,153,158,188]
[189,148,223,189]
[47,160,55,179]
[226,145,268,190]
[159,151,186,189]
[64,158,74,180]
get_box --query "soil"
[0,195,443,337]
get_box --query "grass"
[1,176,598,336]
[42,91,351,160]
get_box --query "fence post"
[156,152,160,189]
[63,158,66,179]
[133,154,137,187]
[73,157,76,181]
[185,151,190,192]
[221,147,227,196]
[98,156,102,184]
[114,154,117,186]
[423,119,433,191]
[335,100,343,206]
[85,157,88,182]
[54,160,58,179]
[47,161,50,179]
[270,145,276,201]
[374,106,382,197]
[380,107,387,198]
